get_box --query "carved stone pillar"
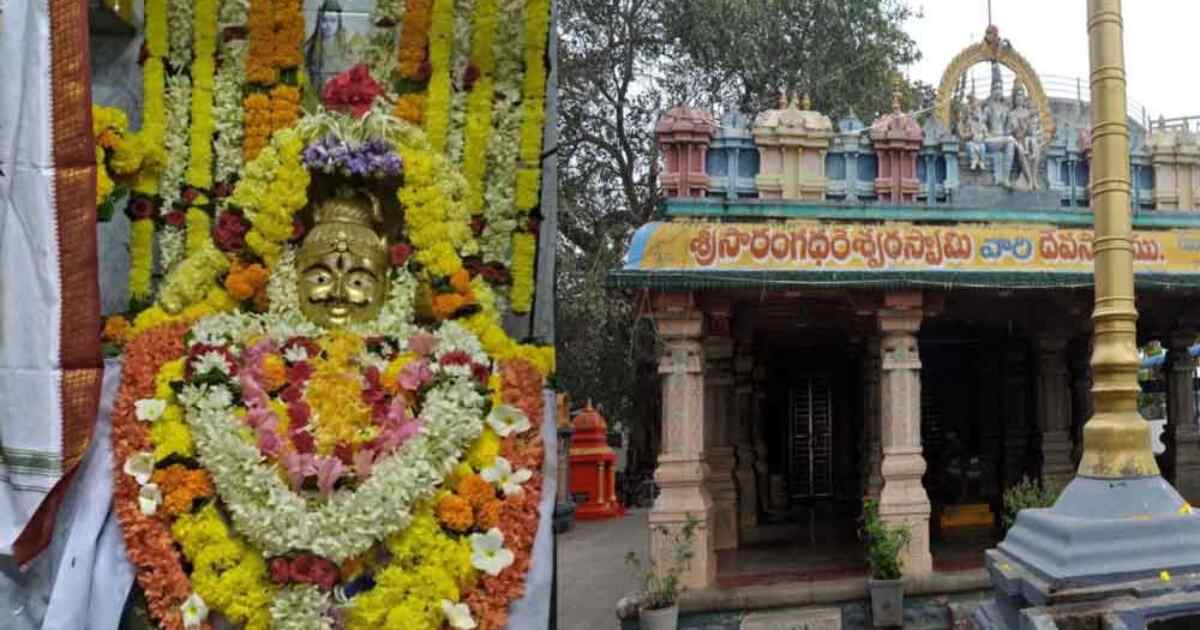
[752,364,770,515]
[1002,345,1032,488]
[704,337,739,550]
[863,337,884,502]
[877,294,932,577]
[1069,339,1092,470]
[1035,336,1074,489]
[733,343,758,532]
[1167,333,1200,503]
[649,309,715,588]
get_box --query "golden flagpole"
[1077,0,1158,478]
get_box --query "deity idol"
[106,68,554,629]
[978,62,1041,189]
[296,189,389,327]
[958,93,987,172]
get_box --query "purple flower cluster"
[301,136,403,179]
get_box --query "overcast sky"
[904,0,1200,120]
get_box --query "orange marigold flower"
[457,473,496,510]
[152,465,215,517]
[436,493,474,532]
[476,499,503,531]
[432,292,467,320]
[449,269,472,294]
[225,261,270,301]
[103,315,130,343]
[392,94,425,125]
[261,353,286,391]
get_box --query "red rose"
[287,361,313,384]
[269,557,292,584]
[164,210,186,227]
[290,427,315,454]
[390,243,413,267]
[214,212,249,252]
[333,442,355,466]
[128,196,155,220]
[310,559,340,590]
[320,64,383,119]
[214,182,232,198]
[182,188,199,205]
[291,554,317,582]
[464,64,481,91]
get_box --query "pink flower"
[256,425,282,457]
[316,456,346,496]
[284,452,318,491]
[397,359,433,392]
[353,449,376,480]
[407,332,438,356]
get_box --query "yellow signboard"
[626,221,1200,274]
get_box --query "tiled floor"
[716,505,998,588]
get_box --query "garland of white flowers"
[179,316,487,561]
[445,0,478,167]
[212,39,247,191]
[479,0,526,264]
[165,0,194,71]
[271,584,333,630]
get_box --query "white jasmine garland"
[180,330,486,561]
[135,398,168,422]
[159,73,191,212]
[166,0,194,71]
[445,0,478,167]
[213,38,247,189]
[269,584,332,630]
[480,0,527,265]
[217,0,248,31]
[159,224,187,275]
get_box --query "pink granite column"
[704,336,739,551]
[733,341,759,533]
[649,301,716,588]
[1036,335,1075,488]
[877,293,932,577]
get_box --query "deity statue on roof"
[975,62,1041,190]
[958,92,988,172]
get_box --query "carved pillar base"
[648,308,716,588]
[877,296,932,577]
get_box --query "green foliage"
[861,499,910,580]
[625,514,699,610]
[1001,476,1061,530]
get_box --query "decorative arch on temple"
[934,25,1056,147]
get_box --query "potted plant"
[625,514,699,630]
[1001,475,1061,532]
[862,499,910,628]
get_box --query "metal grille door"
[787,375,834,501]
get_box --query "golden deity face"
[296,192,390,328]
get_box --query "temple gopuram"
[611,25,1200,609]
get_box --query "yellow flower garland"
[424,0,456,153]
[173,504,277,630]
[232,128,310,266]
[462,0,498,216]
[346,508,475,629]
[185,207,211,257]
[509,231,535,313]
[396,135,473,279]
[185,0,217,192]
[129,218,156,302]
[514,0,550,212]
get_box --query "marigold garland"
[509,231,536,313]
[424,0,455,153]
[185,208,211,258]
[129,218,156,302]
[397,0,434,81]
[514,0,550,213]
[245,0,277,85]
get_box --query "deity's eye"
[347,270,376,291]
[305,268,333,286]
